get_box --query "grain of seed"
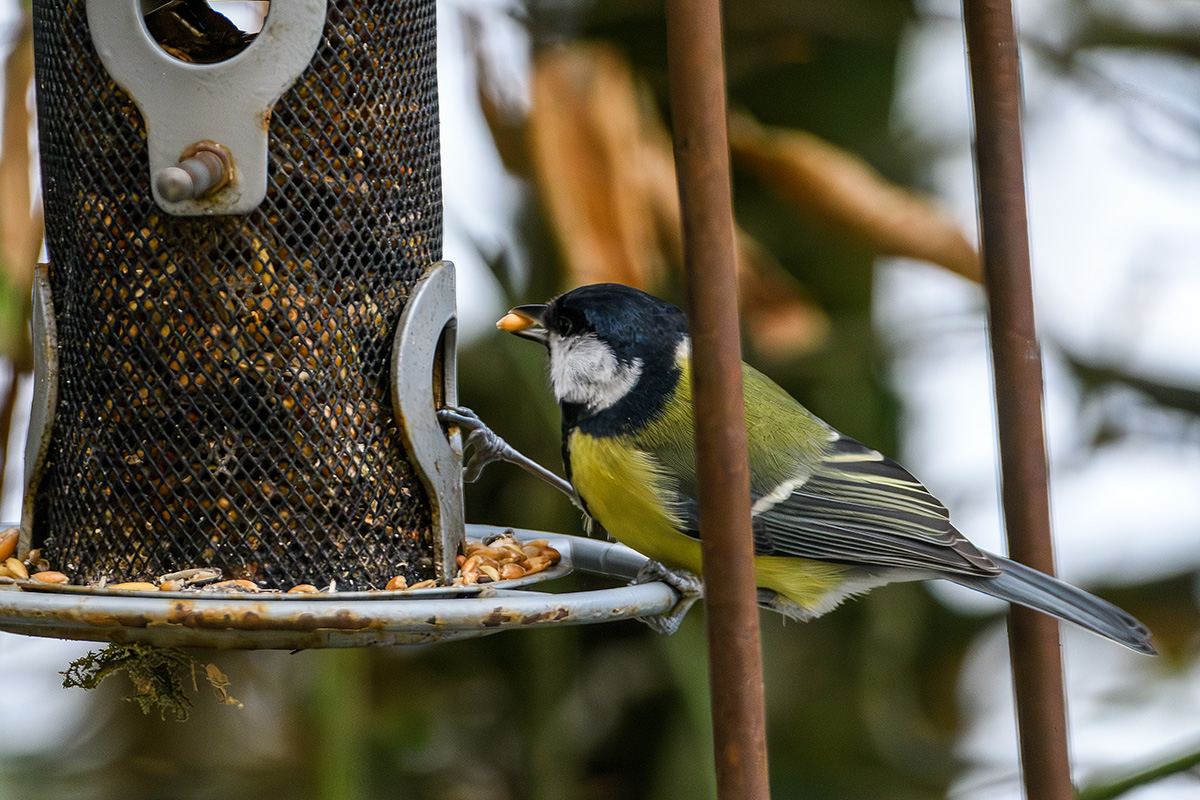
[0,528,16,561]
[208,579,260,592]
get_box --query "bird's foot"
[437,406,582,508]
[632,560,703,635]
[436,406,509,482]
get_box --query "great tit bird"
[497,282,1155,654]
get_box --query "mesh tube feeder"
[0,0,679,649]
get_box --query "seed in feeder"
[158,579,185,592]
[456,533,563,586]
[409,579,437,590]
[31,571,69,585]
[26,549,50,573]
[107,581,159,591]
[385,575,408,591]
[288,584,319,594]
[492,540,524,558]
[158,567,222,586]
[208,580,261,592]
[523,556,550,575]
[482,529,516,545]
[4,557,27,580]
[0,528,18,561]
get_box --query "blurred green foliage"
[1,1,1198,799]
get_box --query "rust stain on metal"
[162,601,378,632]
[78,610,150,629]
[481,605,570,627]
[524,607,570,624]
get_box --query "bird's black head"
[498,283,689,433]
[546,283,688,356]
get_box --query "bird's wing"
[635,358,997,577]
[750,434,1000,576]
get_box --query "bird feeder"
[0,0,681,649]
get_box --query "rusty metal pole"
[963,2,1074,799]
[664,1,771,798]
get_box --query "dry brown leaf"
[528,44,668,290]
[0,10,40,375]
[464,12,532,177]
[729,112,980,282]
[0,11,41,297]
[631,111,827,358]
[524,43,827,357]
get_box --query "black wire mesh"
[30,0,443,590]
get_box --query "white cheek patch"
[549,333,643,411]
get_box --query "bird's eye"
[557,317,575,336]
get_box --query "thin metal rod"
[664,1,770,798]
[963,2,1073,799]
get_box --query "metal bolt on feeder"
[0,0,684,649]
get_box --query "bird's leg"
[632,560,704,635]
[437,406,584,510]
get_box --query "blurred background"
[1,0,1199,798]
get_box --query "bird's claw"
[437,406,519,483]
[437,405,582,507]
[461,430,494,483]
[632,560,703,635]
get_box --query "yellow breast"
[567,429,850,614]
[566,429,704,573]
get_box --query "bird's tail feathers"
[948,553,1155,655]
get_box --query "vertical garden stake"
[665,1,771,797]
[963,1,1074,798]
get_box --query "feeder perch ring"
[0,526,682,650]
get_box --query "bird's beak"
[496,304,549,345]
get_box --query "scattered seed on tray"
[450,533,561,587]
[2,533,563,594]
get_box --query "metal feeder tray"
[0,525,681,649]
